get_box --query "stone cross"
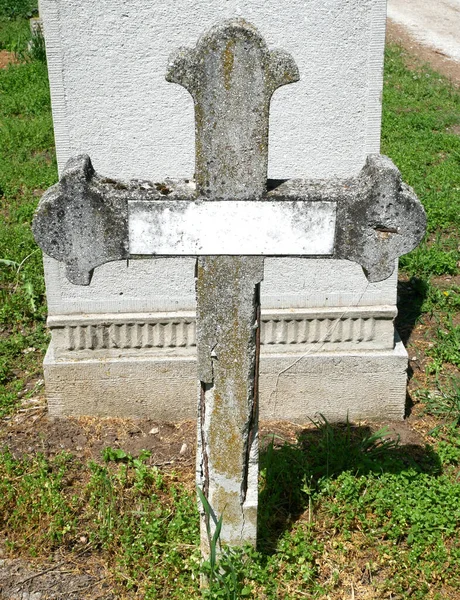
[33,19,426,554]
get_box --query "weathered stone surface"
[335,155,427,282]
[166,19,299,200]
[129,198,336,256]
[266,154,426,281]
[40,0,387,181]
[196,256,263,550]
[46,305,397,359]
[32,155,129,285]
[39,0,397,451]
[43,339,409,422]
[32,18,427,557]
[34,153,425,284]
[32,155,195,284]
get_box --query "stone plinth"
[44,339,408,422]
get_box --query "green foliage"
[88,449,200,597]
[0,0,37,19]
[382,46,460,277]
[0,30,55,417]
[426,317,460,373]
[400,240,459,277]
[319,467,460,597]
[0,429,458,597]
[0,58,55,326]
[0,450,77,554]
[0,448,201,596]
[0,15,29,51]
[419,282,460,316]
[422,377,460,428]
[0,323,48,416]
[325,468,460,548]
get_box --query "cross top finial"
[166,19,299,200]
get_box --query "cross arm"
[32,154,426,285]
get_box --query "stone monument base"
[44,336,408,422]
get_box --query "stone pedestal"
[44,341,408,422]
[40,0,408,422]
[43,256,406,422]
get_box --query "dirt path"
[386,18,460,86]
[387,0,460,62]
[0,50,18,69]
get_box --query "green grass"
[1,14,460,600]
[0,15,29,51]
[0,423,458,598]
[0,0,37,19]
[382,46,460,278]
[0,14,56,416]
[0,449,202,598]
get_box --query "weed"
[0,252,39,312]
[0,450,78,554]
[400,240,459,277]
[426,317,460,373]
[198,487,253,599]
[421,377,460,428]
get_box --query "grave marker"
[33,20,426,550]
[41,0,407,425]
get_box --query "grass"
[0,7,55,417]
[382,47,460,280]
[0,11,460,599]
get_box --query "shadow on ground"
[257,417,441,554]
[396,277,429,346]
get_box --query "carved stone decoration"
[32,155,129,285]
[335,155,426,282]
[166,19,299,200]
[33,154,425,285]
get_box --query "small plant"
[197,487,250,599]
[26,27,46,62]
[422,377,460,428]
[306,414,401,478]
[0,254,38,312]
[197,487,223,583]
[400,241,459,277]
[426,317,460,373]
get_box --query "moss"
[222,38,236,91]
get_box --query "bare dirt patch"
[386,19,460,86]
[0,553,113,600]
[0,405,197,468]
[0,50,18,69]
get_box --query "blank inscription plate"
[128,200,337,256]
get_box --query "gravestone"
[39,0,409,422]
[33,20,425,550]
